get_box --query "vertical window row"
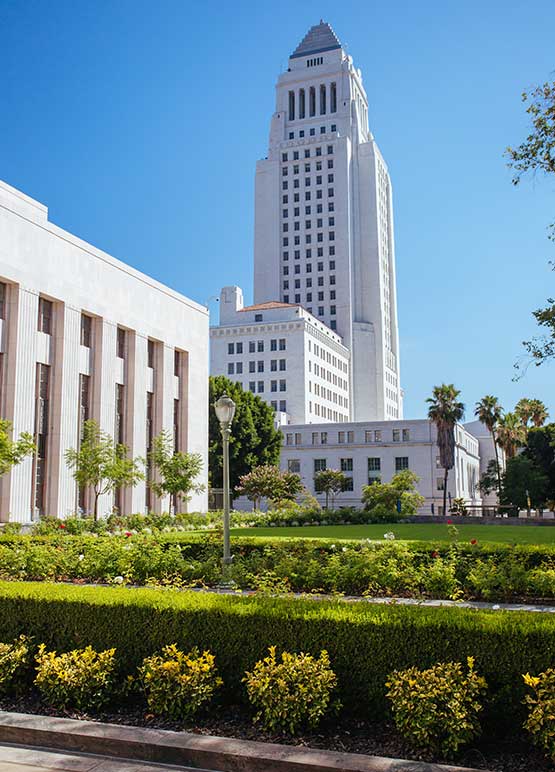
[32,363,50,516]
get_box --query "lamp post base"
[216,558,236,591]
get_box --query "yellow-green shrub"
[138,644,222,719]
[34,644,117,711]
[386,657,487,756]
[0,635,32,695]
[243,646,337,733]
[523,669,555,760]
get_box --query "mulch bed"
[0,696,548,772]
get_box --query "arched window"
[309,87,316,117]
[299,89,305,119]
[288,91,295,121]
[320,84,326,115]
[330,82,337,113]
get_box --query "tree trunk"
[443,467,449,517]
[492,431,502,500]
[93,490,100,522]
[325,489,329,510]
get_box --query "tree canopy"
[361,470,425,520]
[209,376,282,494]
[0,419,35,478]
[235,464,302,510]
[148,430,205,512]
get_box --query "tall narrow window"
[115,383,125,445]
[38,298,53,334]
[299,89,305,119]
[174,349,181,377]
[309,86,316,117]
[173,398,180,452]
[288,90,295,121]
[147,340,155,368]
[145,392,154,511]
[77,374,91,512]
[116,327,126,358]
[80,314,92,347]
[0,283,6,320]
[330,82,337,113]
[33,364,50,516]
[320,84,326,115]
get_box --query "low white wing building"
[210,285,350,425]
[0,180,209,522]
[280,419,483,514]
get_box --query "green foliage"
[478,459,499,497]
[0,635,32,696]
[34,643,117,711]
[523,669,555,760]
[501,455,549,509]
[496,412,526,460]
[209,377,281,493]
[244,646,337,733]
[2,581,555,735]
[361,470,424,520]
[386,657,487,756]
[525,424,555,502]
[427,384,465,515]
[475,396,503,493]
[314,469,347,509]
[138,644,221,719]
[235,464,302,509]
[0,419,35,478]
[64,420,144,520]
[148,430,205,510]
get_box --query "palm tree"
[474,395,503,495]
[515,398,534,430]
[496,412,526,460]
[427,384,465,517]
[529,399,549,428]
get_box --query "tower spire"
[290,20,342,59]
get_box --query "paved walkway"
[0,745,212,772]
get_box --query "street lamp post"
[214,393,236,585]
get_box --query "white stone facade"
[210,286,350,425]
[253,22,402,422]
[279,419,483,513]
[0,179,209,522]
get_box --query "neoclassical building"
[0,179,208,522]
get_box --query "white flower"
[113,575,124,585]
[143,527,152,534]
[342,546,348,552]
[78,554,84,562]
[384,532,396,541]
[330,544,336,550]
[492,604,500,610]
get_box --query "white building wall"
[0,179,209,522]
[279,419,482,513]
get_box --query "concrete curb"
[0,712,490,772]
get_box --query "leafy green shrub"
[138,644,222,719]
[244,646,337,733]
[386,657,487,756]
[523,669,555,760]
[0,635,32,695]
[35,644,117,711]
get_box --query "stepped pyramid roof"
[291,20,342,59]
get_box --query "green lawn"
[229,522,555,544]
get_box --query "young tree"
[496,412,526,460]
[362,470,425,519]
[0,419,35,477]
[314,469,347,509]
[209,377,281,494]
[235,464,302,510]
[427,384,465,517]
[506,81,555,370]
[474,395,503,495]
[65,420,144,520]
[148,430,205,513]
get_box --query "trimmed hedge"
[0,580,554,736]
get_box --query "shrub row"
[2,534,555,600]
[1,580,555,737]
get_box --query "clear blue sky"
[1,0,553,420]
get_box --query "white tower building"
[253,21,402,422]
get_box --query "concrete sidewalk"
[0,745,210,772]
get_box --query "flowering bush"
[35,644,117,711]
[523,669,555,760]
[386,657,487,756]
[138,644,221,719]
[244,646,337,733]
[0,635,32,695]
